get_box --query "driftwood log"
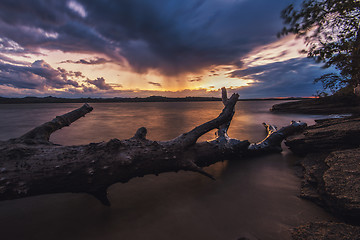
[0,88,306,206]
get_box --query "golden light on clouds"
[0,0,329,99]
[15,44,281,94]
[0,34,308,97]
[243,35,305,67]
[39,49,170,91]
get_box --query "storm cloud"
[0,60,81,89]
[231,58,335,98]
[86,77,113,90]
[0,0,292,76]
[60,57,112,65]
[148,81,162,87]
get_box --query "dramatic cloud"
[86,77,113,90]
[67,0,87,18]
[148,81,162,87]
[0,56,333,98]
[230,58,335,98]
[0,0,292,76]
[189,76,203,82]
[60,57,112,65]
[0,37,26,54]
[0,0,334,98]
[73,71,85,78]
[232,60,244,68]
[0,53,30,65]
[0,60,82,90]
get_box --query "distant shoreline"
[0,96,309,104]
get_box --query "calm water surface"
[0,101,334,240]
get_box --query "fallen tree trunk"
[0,88,306,206]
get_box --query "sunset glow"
[0,0,335,98]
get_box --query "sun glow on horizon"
[0,33,311,98]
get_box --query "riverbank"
[0,100,330,240]
[0,96,305,104]
[273,98,360,239]
[271,94,360,115]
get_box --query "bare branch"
[248,121,307,153]
[216,87,234,140]
[221,87,229,105]
[168,93,239,148]
[19,103,93,143]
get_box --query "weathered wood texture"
[0,88,306,205]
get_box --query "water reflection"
[0,101,333,240]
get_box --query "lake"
[0,101,334,240]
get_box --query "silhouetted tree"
[280,0,360,94]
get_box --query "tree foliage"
[280,0,360,91]
[314,73,349,95]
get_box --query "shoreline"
[271,95,360,115]
[0,96,306,104]
[272,98,360,239]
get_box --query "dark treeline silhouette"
[0,96,306,104]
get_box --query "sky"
[0,0,335,98]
